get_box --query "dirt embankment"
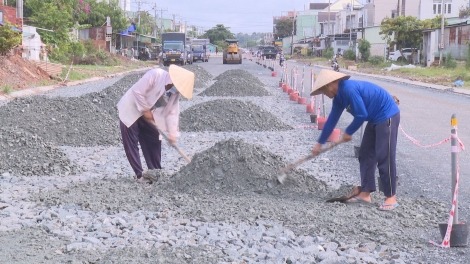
[0,55,52,90]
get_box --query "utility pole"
[160,8,167,35]
[291,11,295,55]
[349,0,352,50]
[137,1,141,26]
[327,0,330,36]
[439,0,445,65]
[152,3,158,38]
[172,14,179,31]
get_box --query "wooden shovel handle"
[280,138,345,174]
[148,120,191,163]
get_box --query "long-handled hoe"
[277,138,345,184]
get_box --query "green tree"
[202,24,235,44]
[358,39,371,61]
[380,16,422,50]
[0,22,22,55]
[275,18,294,39]
[380,15,444,51]
[25,0,74,45]
[73,0,128,33]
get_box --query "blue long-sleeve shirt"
[317,80,400,144]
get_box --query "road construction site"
[0,56,469,263]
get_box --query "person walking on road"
[310,69,400,211]
[117,65,194,183]
[215,46,218,56]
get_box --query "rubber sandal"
[378,202,399,211]
[345,196,371,204]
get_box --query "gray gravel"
[0,127,81,176]
[0,96,121,147]
[199,69,270,96]
[0,62,465,264]
[179,99,292,132]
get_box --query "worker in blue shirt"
[311,69,400,211]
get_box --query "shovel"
[277,138,345,184]
[148,120,191,163]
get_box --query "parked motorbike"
[331,58,339,72]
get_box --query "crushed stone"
[0,96,120,147]
[0,127,80,176]
[82,72,144,119]
[169,138,327,196]
[162,64,213,88]
[198,77,270,97]
[179,99,292,132]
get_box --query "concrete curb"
[0,66,158,102]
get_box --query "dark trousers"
[120,117,162,178]
[358,112,400,197]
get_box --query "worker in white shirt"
[117,65,194,183]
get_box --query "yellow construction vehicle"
[223,39,242,64]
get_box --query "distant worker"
[117,65,194,183]
[215,47,218,55]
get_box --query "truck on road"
[191,38,210,62]
[161,33,187,66]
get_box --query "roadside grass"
[59,60,156,81]
[1,85,13,94]
[289,55,469,88]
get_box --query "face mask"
[169,86,179,94]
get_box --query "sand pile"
[179,99,291,132]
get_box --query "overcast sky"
[130,0,330,34]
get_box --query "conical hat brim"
[169,65,195,99]
[310,69,350,96]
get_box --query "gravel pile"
[169,138,327,196]
[0,127,80,176]
[0,96,120,147]
[213,69,264,86]
[0,62,465,264]
[162,64,213,88]
[182,64,213,88]
[198,69,270,97]
[82,72,144,118]
[179,99,292,132]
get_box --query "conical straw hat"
[310,69,350,96]
[169,65,195,99]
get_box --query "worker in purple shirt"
[311,69,400,211]
[117,65,194,183]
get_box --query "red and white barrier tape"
[429,132,465,247]
[399,125,466,149]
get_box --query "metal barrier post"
[451,114,459,224]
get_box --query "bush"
[343,49,356,61]
[323,47,334,59]
[0,22,22,55]
[369,55,383,65]
[358,39,371,61]
[445,52,457,69]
